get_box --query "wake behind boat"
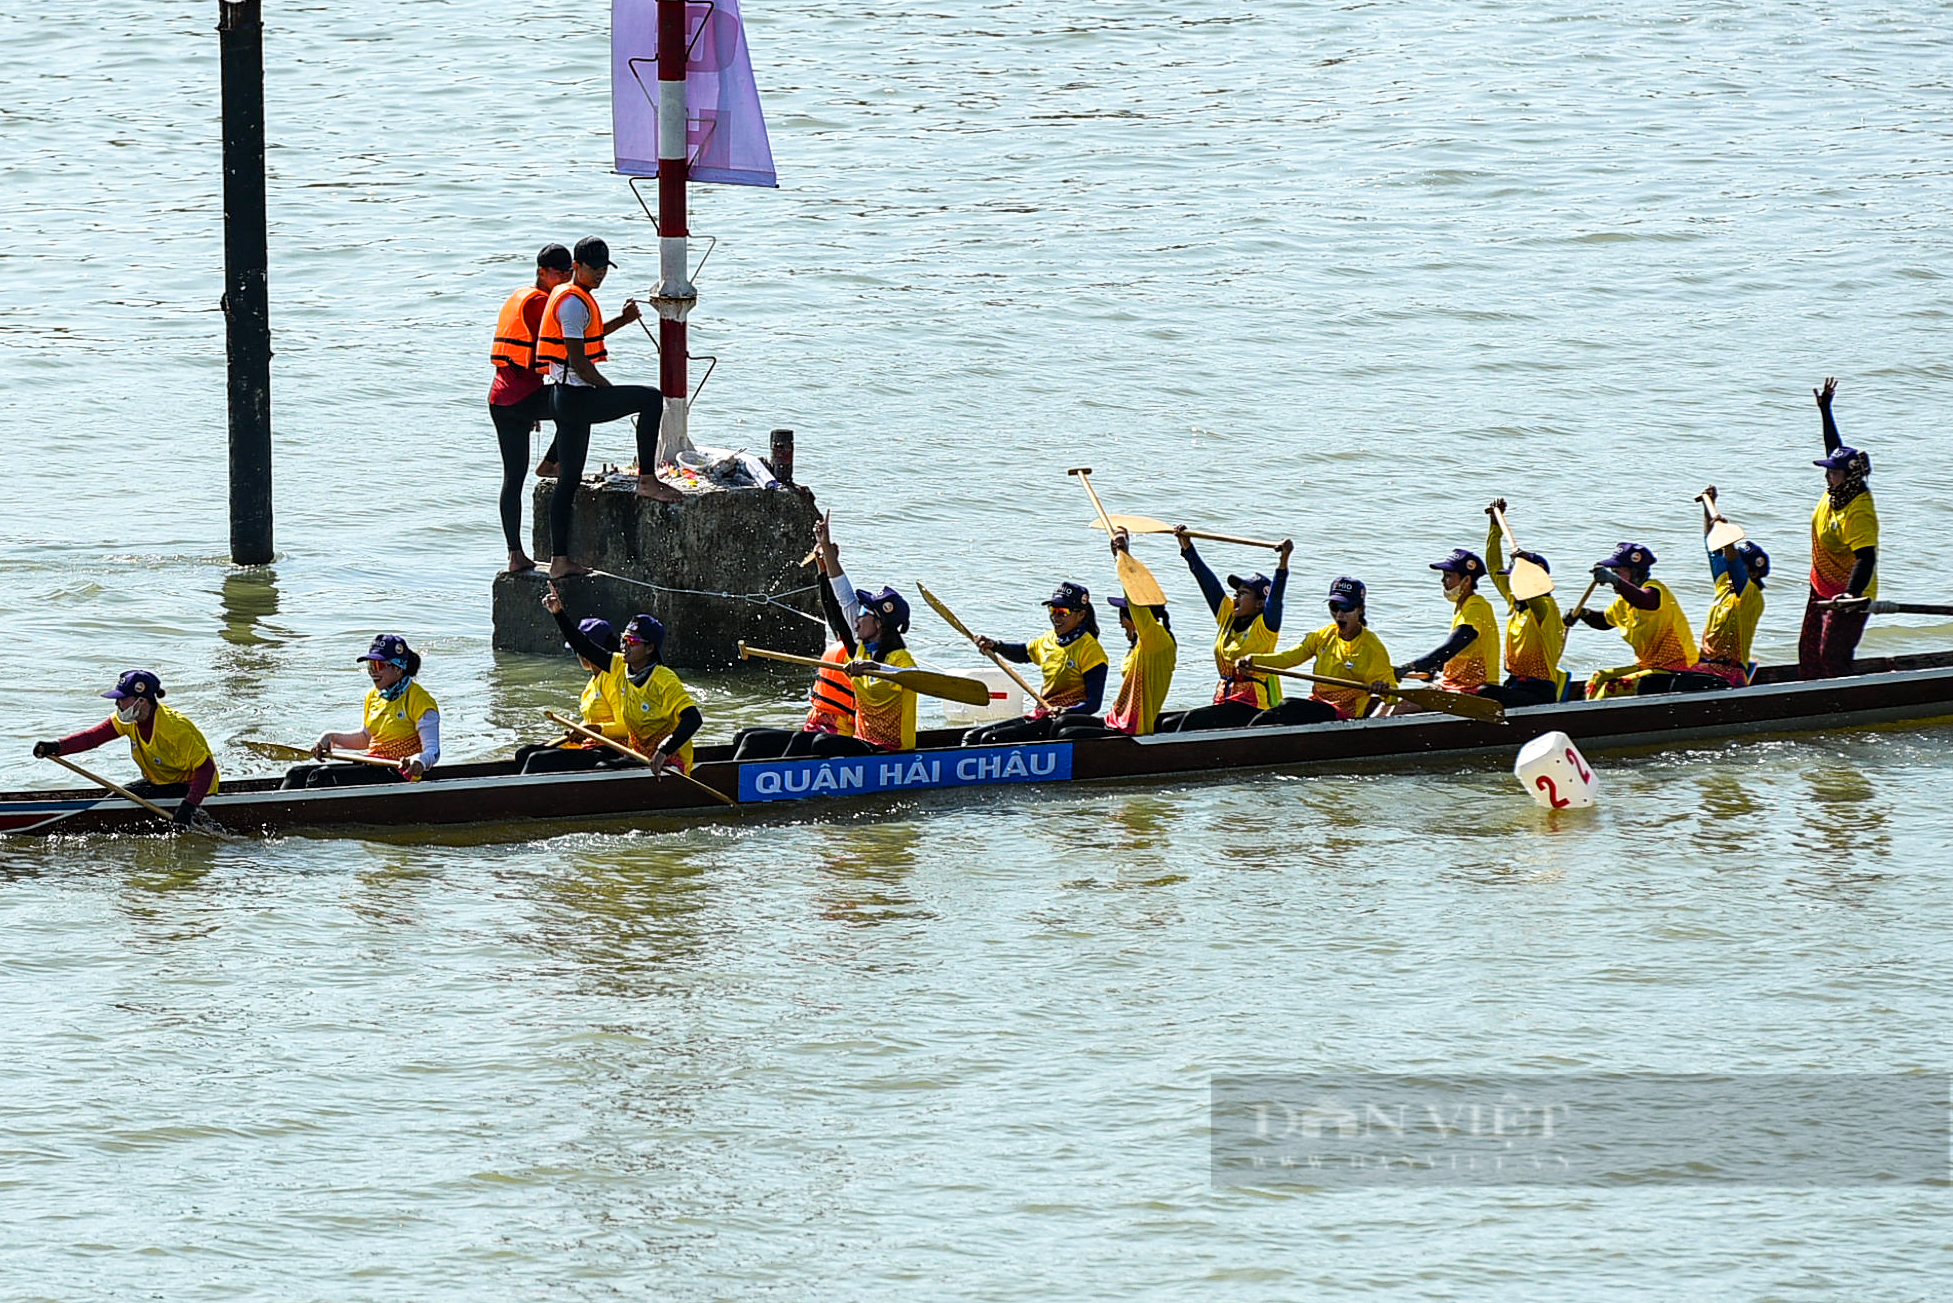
[8,649,1952,839]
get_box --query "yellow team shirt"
[601,655,699,772]
[852,647,918,752]
[1105,603,1176,736]
[578,673,629,743]
[1604,579,1698,672]
[1262,623,1397,719]
[1700,570,1765,670]
[1484,521,1567,688]
[110,704,219,791]
[1809,491,1878,600]
[362,681,439,761]
[1212,597,1282,709]
[1024,629,1109,713]
[1439,592,1500,692]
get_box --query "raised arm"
[1483,500,1515,607]
[817,574,860,656]
[1263,541,1293,632]
[1815,376,1841,453]
[1174,530,1228,616]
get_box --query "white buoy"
[935,665,1022,726]
[1514,731,1598,809]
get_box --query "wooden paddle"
[327,750,412,769]
[1067,469,1169,606]
[1253,665,1506,723]
[1564,575,1604,623]
[238,738,312,761]
[543,709,735,806]
[1086,514,1284,551]
[737,642,992,707]
[914,583,1055,713]
[1694,497,1746,553]
[1489,504,1554,601]
[41,753,236,839]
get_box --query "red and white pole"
[653,0,696,465]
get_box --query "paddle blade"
[1086,513,1175,535]
[1506,556,1555,601]
[1114,551,1169,607]
[874,667,993,707]
[1397,687,1506,723]
[237,739,313,761]
[1705,520,1746,550]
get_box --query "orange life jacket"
[532,284,608,373]
[803,642,857,736]
[490,286,547,370]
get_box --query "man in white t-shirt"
[540,235,681,579]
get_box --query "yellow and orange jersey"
[1809,491,1878,600]
[1604,579,1698,672]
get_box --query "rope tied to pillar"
[588,571,826,625]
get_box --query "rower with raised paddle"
[33,669,225,834]
[1158,526,1294,733]
[1694,485,1770,687]
[1482,498,1570,706]
[732,510,863,761]
[513,616,631,773]
[1041,526,1180,741]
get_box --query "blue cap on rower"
[1814,445,1870,475]
[1497,549,1549,576]
[1601,542,1656,571]
[1226,572,1273,600]
[855,586,911,634]
[356,633,414,667]
[621,613,664,649]
[1042,581,1091,609]
[572,617,619,656]
[101,669,163,700]
[1430,548,1485,578]
[1735,539,1770,583]
[1327,576,1366,610]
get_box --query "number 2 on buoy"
[1564,748,1593,785]
[1534,774,1571,809]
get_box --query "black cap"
[574,236,616,268]
[537,242,573,272]
[1042,581,1091,609]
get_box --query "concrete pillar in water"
[490,483,828,669]
[219,0,274,565]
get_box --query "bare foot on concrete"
[637,473,683,503]
[535,459,559,478]
[507,550,537,575]
[548,556,594,580]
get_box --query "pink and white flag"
[612,0,778,188]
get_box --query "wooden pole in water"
[652,0,695,466]
[218,0,274,565]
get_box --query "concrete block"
[491,480,828,668]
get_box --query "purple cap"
[1815,445,1870,474]
[1430,548,1486,578]
[855,586,911,634]
[101,669,163,700]
[1601,542,1656,571]
[621,614,664,648]
[574,235,616,268]
[1327,576,1366,609]
[1497,549,1550,576]
[572,617,619,656]
[537,243,573,272]
[1735,540,1770,581]
[356,634,413,666]
[1227,572,1273,600]
[1042,581,1091,609]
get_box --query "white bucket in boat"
[935,666,1023,725]
[1514,731,1598,809]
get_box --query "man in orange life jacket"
[489,243,572,575]
[535,235,682,581]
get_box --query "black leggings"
[1159,701,1260,733]
[781,732,881,758]
[731,727,799,761]
[547,384,664,557]
[280,762,406,790]
[1050,714,1125,741]
[1479,676,1558,708]
[962,715,1061,747]
[517,744,637,774]
[491,391,554,553]
[1249,698,1339,727]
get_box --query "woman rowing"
[731,513,862,761]
[1480,499,1569,706]
[1380,548,1499,713]
[1802,376,1879,679]
[541,588,700,775]
[282,635,440,787]
[1564,543,1699,697]
[787,539,919,756]
[1159,532,1293,731]
[1238,577,1396,724]
[1043,528,1178,740]
[1694,486,1769,688]
[512,616,628,772]
[32,670,220,827]
[962,580,1109,745]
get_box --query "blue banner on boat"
[736,743,1072,803]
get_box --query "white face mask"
[115,700,141,723]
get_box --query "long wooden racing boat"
[6,651,1952,838]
